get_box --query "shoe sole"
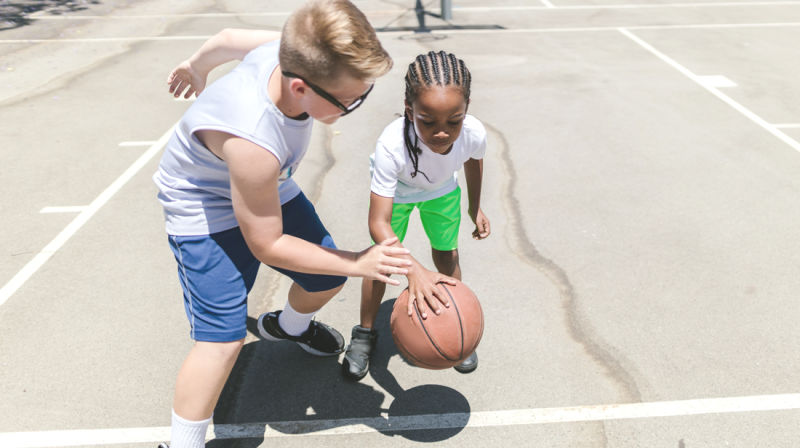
[298,341,344,357]
[453,360,479,374]
[257,313,283,342]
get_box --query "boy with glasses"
[153,1,407,447]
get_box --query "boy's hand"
[356,237,413,286]
[406,267,456,320]
[471,208,491,240]
[167,60,207,99]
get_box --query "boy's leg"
[167,227,260,447]
[288,281,343,313]
[276,282,344,336]
[257,192,348,355]
[173,339,244,420]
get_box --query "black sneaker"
[157,444,169,448]
[257,310,345,356]
[341,326,378,381]
[453,351,478,373]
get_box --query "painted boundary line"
[21,0,800,18]
[4,21,800,43]
[435,20,800,34]
[0,125,175,308]
[1,393,798,447]
[618,28,800,155]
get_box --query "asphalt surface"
[1,0,799,447]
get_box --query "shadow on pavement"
[0,0,100,31]
[208,298,471,447]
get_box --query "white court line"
[433,21,800,34]
[773,123,800,128]
[1,393,798,447]
[22,0,800,18]
[28,12,292,19]
[457,0,800,11]
[4,21,800,43]
[39,206,89,213]
[0,125,175,308]
[697,75,738,88]
[619,28,800,155]
[119,141,158,147]
[26,9,409,19]
[0,35,214,43]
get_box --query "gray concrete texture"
[1,0,799,447]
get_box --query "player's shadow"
[207,298,470,448]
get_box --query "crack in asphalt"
[309,124,335,204]
[485,121,643,404]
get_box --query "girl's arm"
[167,28,281,98]
[368,192,455,319]
[463,157,491,240]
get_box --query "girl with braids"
[342,51,490,381]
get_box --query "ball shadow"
[372,299,471,442]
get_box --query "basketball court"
[1,0,799,446]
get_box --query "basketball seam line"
[441,283,465,359]
[413,295,460,362]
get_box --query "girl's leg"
[360,278,387,329]
[342,279,385,380]
[431,248,478,373]
[431,248,461,281]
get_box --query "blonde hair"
[280,0,393,84]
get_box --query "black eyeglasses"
[282,71,373,116]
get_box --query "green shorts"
[391,187,462,251]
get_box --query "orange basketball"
[390,280,484,370]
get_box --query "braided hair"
[403,50,472,182]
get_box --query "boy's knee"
[197,339,244,361]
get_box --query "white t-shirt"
[370,115,487,204]
[153,40,311,236]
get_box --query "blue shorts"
[168,192,347,342]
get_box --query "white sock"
[171,409,211,448]
[278,300,317,337]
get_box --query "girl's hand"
[167,60,208,99]
[355,237,413,286]
[407,268,456,319]
[472,208,491,240]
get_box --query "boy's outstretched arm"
[464,157,491,240]
[368,193,455,318]
[201,130,412,285]
[167,28,281,99]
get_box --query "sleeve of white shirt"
[470,121,488,160]
[370,143,401,198]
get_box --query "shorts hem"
[298,275,347,293]
[191,328,247,343]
